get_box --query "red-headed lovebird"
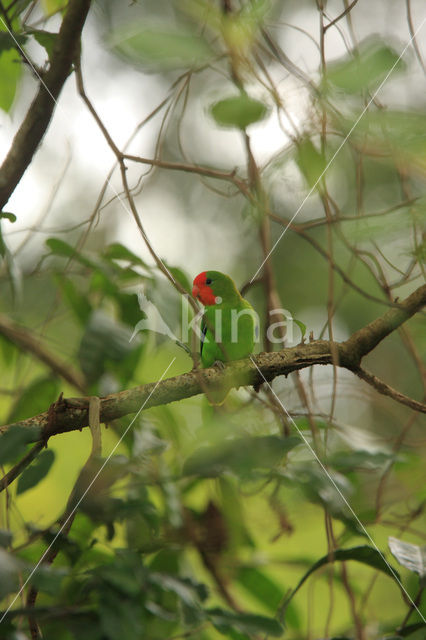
[192,271,257,368]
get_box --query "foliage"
[0,1,425,639]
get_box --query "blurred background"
[0,1,425,638]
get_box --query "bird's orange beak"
[192,284,200,299]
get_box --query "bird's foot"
[212,360,226,370]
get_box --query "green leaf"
[7,376,60,424]
[17,449,55,494]
[210,94,268,129]
[183,435,301,477]
[331,450,395,472]
[207,607,283,637]
[78,310,136,383]
[0,426,36,465]
[54,273,92,324]
[283,546,400,613]
[236,567,283,611]
[165,264,192,294]
[39,526,83,565]
[0,48,22,112]
[115,292,145,328]
[388,537,426,578]
[293,318,306,341]
[325,38,405,94]
[223,630,249,640]
[0,548,23,599]
[29,565,68,595]
[45,236,73,255]
[150,573,208,607]
[90,269,119,297]
[219,477,253,551]
[41,0,66,15]
[0,32,27,54]
[281,463,367,536]
[340,111,426,176]
[149,548,180,574]
[339,204,424,243]
[46,237,94,268]
[41,0,67,17]
[96,564,142,598]
[28,29,57,60]
[103,242,150,269]
[295,137,326,189]
[114,26,214,70]
[126,486,160,549]
[99,593,144,638]
[399,622,426,637]
[10,0,34,15]
[0,211,16,222]
[90,551,145,600]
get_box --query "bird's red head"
[192,271,217,306]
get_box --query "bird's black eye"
[205,278,212,285]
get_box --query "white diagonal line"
[0,18,58,104]
[251,13,426,282]
[249,355,426,621]
[0,357,176,625]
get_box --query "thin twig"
[354,367,426,414]
[406,0,426,75]
[74,56,200,316]
[324,0,360,33]
[0,442,44,493]
[123,154,250,197]
[0,314,86,392]
[268,211,397,308]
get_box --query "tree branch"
[123,154,250,197]
[323,0,360,33]
[0,441,44,492]
[0,313,86,392]
[0,0,92,210]
[340,284,426,367]
[353,367,426,414]
[269,211,398,308]
[0,285,424,442]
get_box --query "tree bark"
[1,285,424,442]
[0,0,92,210]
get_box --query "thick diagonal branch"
[0,0,92,210]
[0,285,424,442]
[339,284,426,367]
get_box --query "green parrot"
[192,270,257,368]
